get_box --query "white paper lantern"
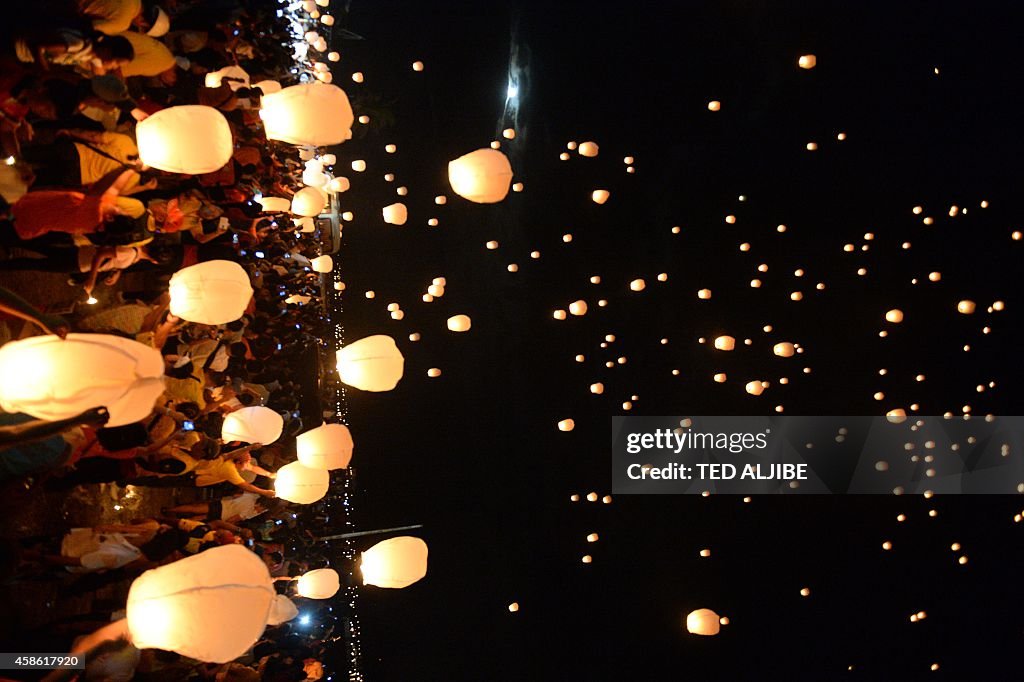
[169,261,253,325]
[274,461,329,504]
[327,177,350,193]
[297,423,354,470]
[260,83,353,147]
[293,217,315,233]
[360,536,428,588]
[0,334,164,427]
[591,189,610,204]
[252,80,281,94]
[327,51,340,62]
[266,595,299,626]
[336,335,405,391]
[256,196,290,213]
[578,141,599,157]
[292,187,326,217]
[296,568,340,599]
[311,255,334,273]
[137,106,232,174]
[221,406,284,444]
[126,545,275,663]
[446,315,472,332]
[448,149,513,203]
[382,203,408,225]
[686,608,721,636]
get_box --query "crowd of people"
[0,1,351,679]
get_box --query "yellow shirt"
[119,31,175,77]
[194,457,246,487]
[78,0,142,35]
[75,132,139,185]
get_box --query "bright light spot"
[506,84,518,99]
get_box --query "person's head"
[176,401,200,419]
[238,392,255,407]
[229,342,248,358]
[213,530,238,545]
[142,241,177,267]
[164,358,194,380]
[94,36,135,70]
[195,412,225,439]
[189,434,221,460]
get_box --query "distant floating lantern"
[0,333,164,427]
[507,264,518,272]
[351,72,364,83]
[714,373,727,383]
[569,300,588,316]
[222,406,284,445]
[508,602,519,612]
[502,128,516,139]
[708,100,721,111]
[267,594,299,626]
[361,536,429,588]
[447,315,472,332]
[297,423,354,470]
[586,492,598,502]
[427,284,444,297]
[957,300,976,314]
[336,335,405,391]
[412,60,424,71]
[275,462,330,504]
[714,335,736,351]
[581,555,593,564]
[291,187,326,217]
[327,51,340,62]
[382,203,408,225]
[169,260,253,325]
[773,342,796,357]
[311,255,333,273]
[126,545,274,663]
[630,279,646,292]
[260,83,353,147]
[448,148,514,203]
[327,177,350,193]
[591,189,610,204]
[553,309,567,320]
[578,141,599,157]
[745,381,765,395]
[885,309,904,323]
[586,533,599,543]
[296,568,340,599]
[137,106,232,174]
[800,587,811,597]
[512,182,524,192]
[700,549,711,557]
[590,383,604,394]
[320,14,334,25]
[427,368,441,378]
[686,609,721,636]
[698,289,712,299]
[806,142,818,151]
[798,54,817,69]
[558,419,575,432]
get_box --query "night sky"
[319,1,1023,678]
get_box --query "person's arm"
[137,428,179,457]
[82,246,116,295]
[236,480,276,497]
[243,460,276,479]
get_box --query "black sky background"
[317,1,1024,679]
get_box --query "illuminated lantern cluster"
[168,261,253,326]
[0,334,164,427]
[126,545,275,663]
[275,461,330,504]
[448,149,514,203]
[221,406,284,444]
[336,335,405,391]
[296,423,354,470]
[361,536,429,588]
[260,83,354,147]
[137,106,233,174]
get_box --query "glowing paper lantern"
[327,177,350,193]
[448,149,513,203]
[591,189,610,204]
[253,80,282,94]
[630,279,646,292]
[296,423,354,470]
[773,342,796,357]
[222,406,284,445]
[383,203,408,225]
[336,335,405,391]
[885,309,904,323]
[558,419,575,432]
[957,300,976,314]
[745,381,765,396]
[260,83,353,147]
[361,536,428,588]
[412,60,424,71]
[267,595,299,626]
[714,335,736,351]
[569,300,588,316]
[137,106,232,174]
[169,261,253,325]
[578,141,599,157]
[798,54,817,69]
[292,187,326,217]
[126,545,274,663]
[296,568,340,599]
[275,462,330,504]
[257,196,290,213]
[447,315,472,332]
[0,334,164,427]
[311,255,334,273]
[686,608,721,636]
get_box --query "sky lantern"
[260,83,353,147]
[169,260,253,325]
[321,14,335,25]
[448,148,514,203]
[427,368,442,378]
[587,533,599,542]
[578,141,599,157]
[957,300,976,314]
[698,289,712,299]
[256,196,290,212]
[591,189,610,204]
[311,255,333,273]
[297,423,354,471]
[327,177,350,193]
[714,335,736,351]
[336,335,405,391]
[126,545,275,663]
[412,60,424,71]
[708,100,721,111]
[296,568,341,599]
[885,309,904,323]
[361,536,429,588]
[508,602,519,613]
[590,383,604,394]
[773,342,795,357]
[798,54,817,69]
[291,187,326,217]
[327,51,340,62]
[222,406,284,445]
[686,609,721,635]
[630,279,646,291]
[383,203,408,225]
[137,106,232,174]
[502,127,516,139]
[0,333,164,427]
[569,300,588,316]
[447,315,472,332]
[275,462,330,504]
[267,595,299,626]
[558,419,575,431]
